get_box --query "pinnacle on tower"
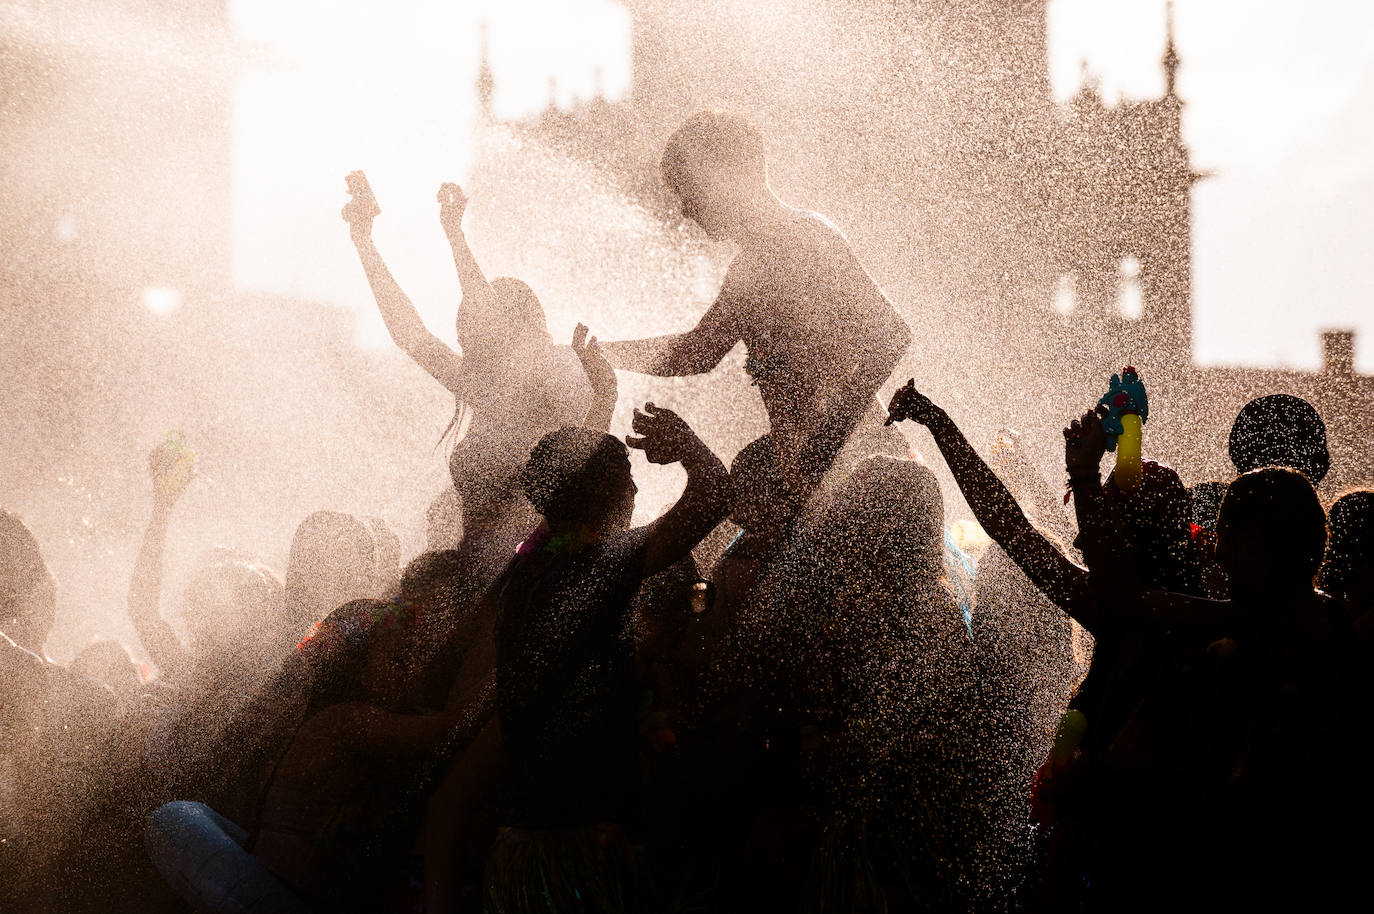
[1162,0,1180,98]
[476,21,494,121]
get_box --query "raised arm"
[625,404,730,576]
[990,428,1077,544]
[343,172,464,393]
[572,323,617,433]
[436,182,500,328]
[886,380,1098,625]
[598,290,739,377]
[127,439,195,681]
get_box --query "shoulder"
[794,208,845,237]
[779,209,850,253]
[599,527,652,574]
[537,345,587,388]
[535,345,593,414]
[548,344,582,376]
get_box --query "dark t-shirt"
[700,209,905,437]
[494,527,650,828]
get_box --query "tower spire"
[476,21,494,121]
[1162,0,1180,98]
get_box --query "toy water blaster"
[1097,366,1149,492]
[149,430,196,497]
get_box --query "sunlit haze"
[3,6,1373,905]
[230,0,1374,371]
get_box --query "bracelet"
[1067,472,1100,486]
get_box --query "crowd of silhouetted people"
[3,110,1373,913]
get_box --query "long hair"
[443,277,554,453]
[284,510,378,636]
[814,455,949,597]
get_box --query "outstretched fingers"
[885,378,922,425]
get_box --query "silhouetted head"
[1229,394,1329,485]
[518,427,635,535]
[1189,481,1228,532]
[0,509,56,652]
[821,456,946,593]
[182,556,284,670]
[1215,467,1327,592]
[1319,490,1374,608]
[729,435,800,536]
[456,277,551,382]
[1102,461,1201,594]
[71,638,143,704]
[661,109,769,240]
[400,549,466,612]
[285,511,378,636]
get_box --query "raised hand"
[437,182,469,239]
[573,323,616,394]
[1063,405,1109,478]
[148,431,196,505]
[626,403,704,465]
[342,170,381,241]
[885,378,939,426]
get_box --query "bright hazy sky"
[229,0,1374,371]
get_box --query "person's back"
[485,411,728,913]
[719,209,899,435]
[495,528,648,828]
[1075,467,1356,908]
[600,110,911,507]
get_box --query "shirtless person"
[598,109,912,507]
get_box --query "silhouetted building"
[0,0,237,295]
[475,0,1372,491]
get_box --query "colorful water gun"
[1097,366,1148,491]
[148,430,196,498]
